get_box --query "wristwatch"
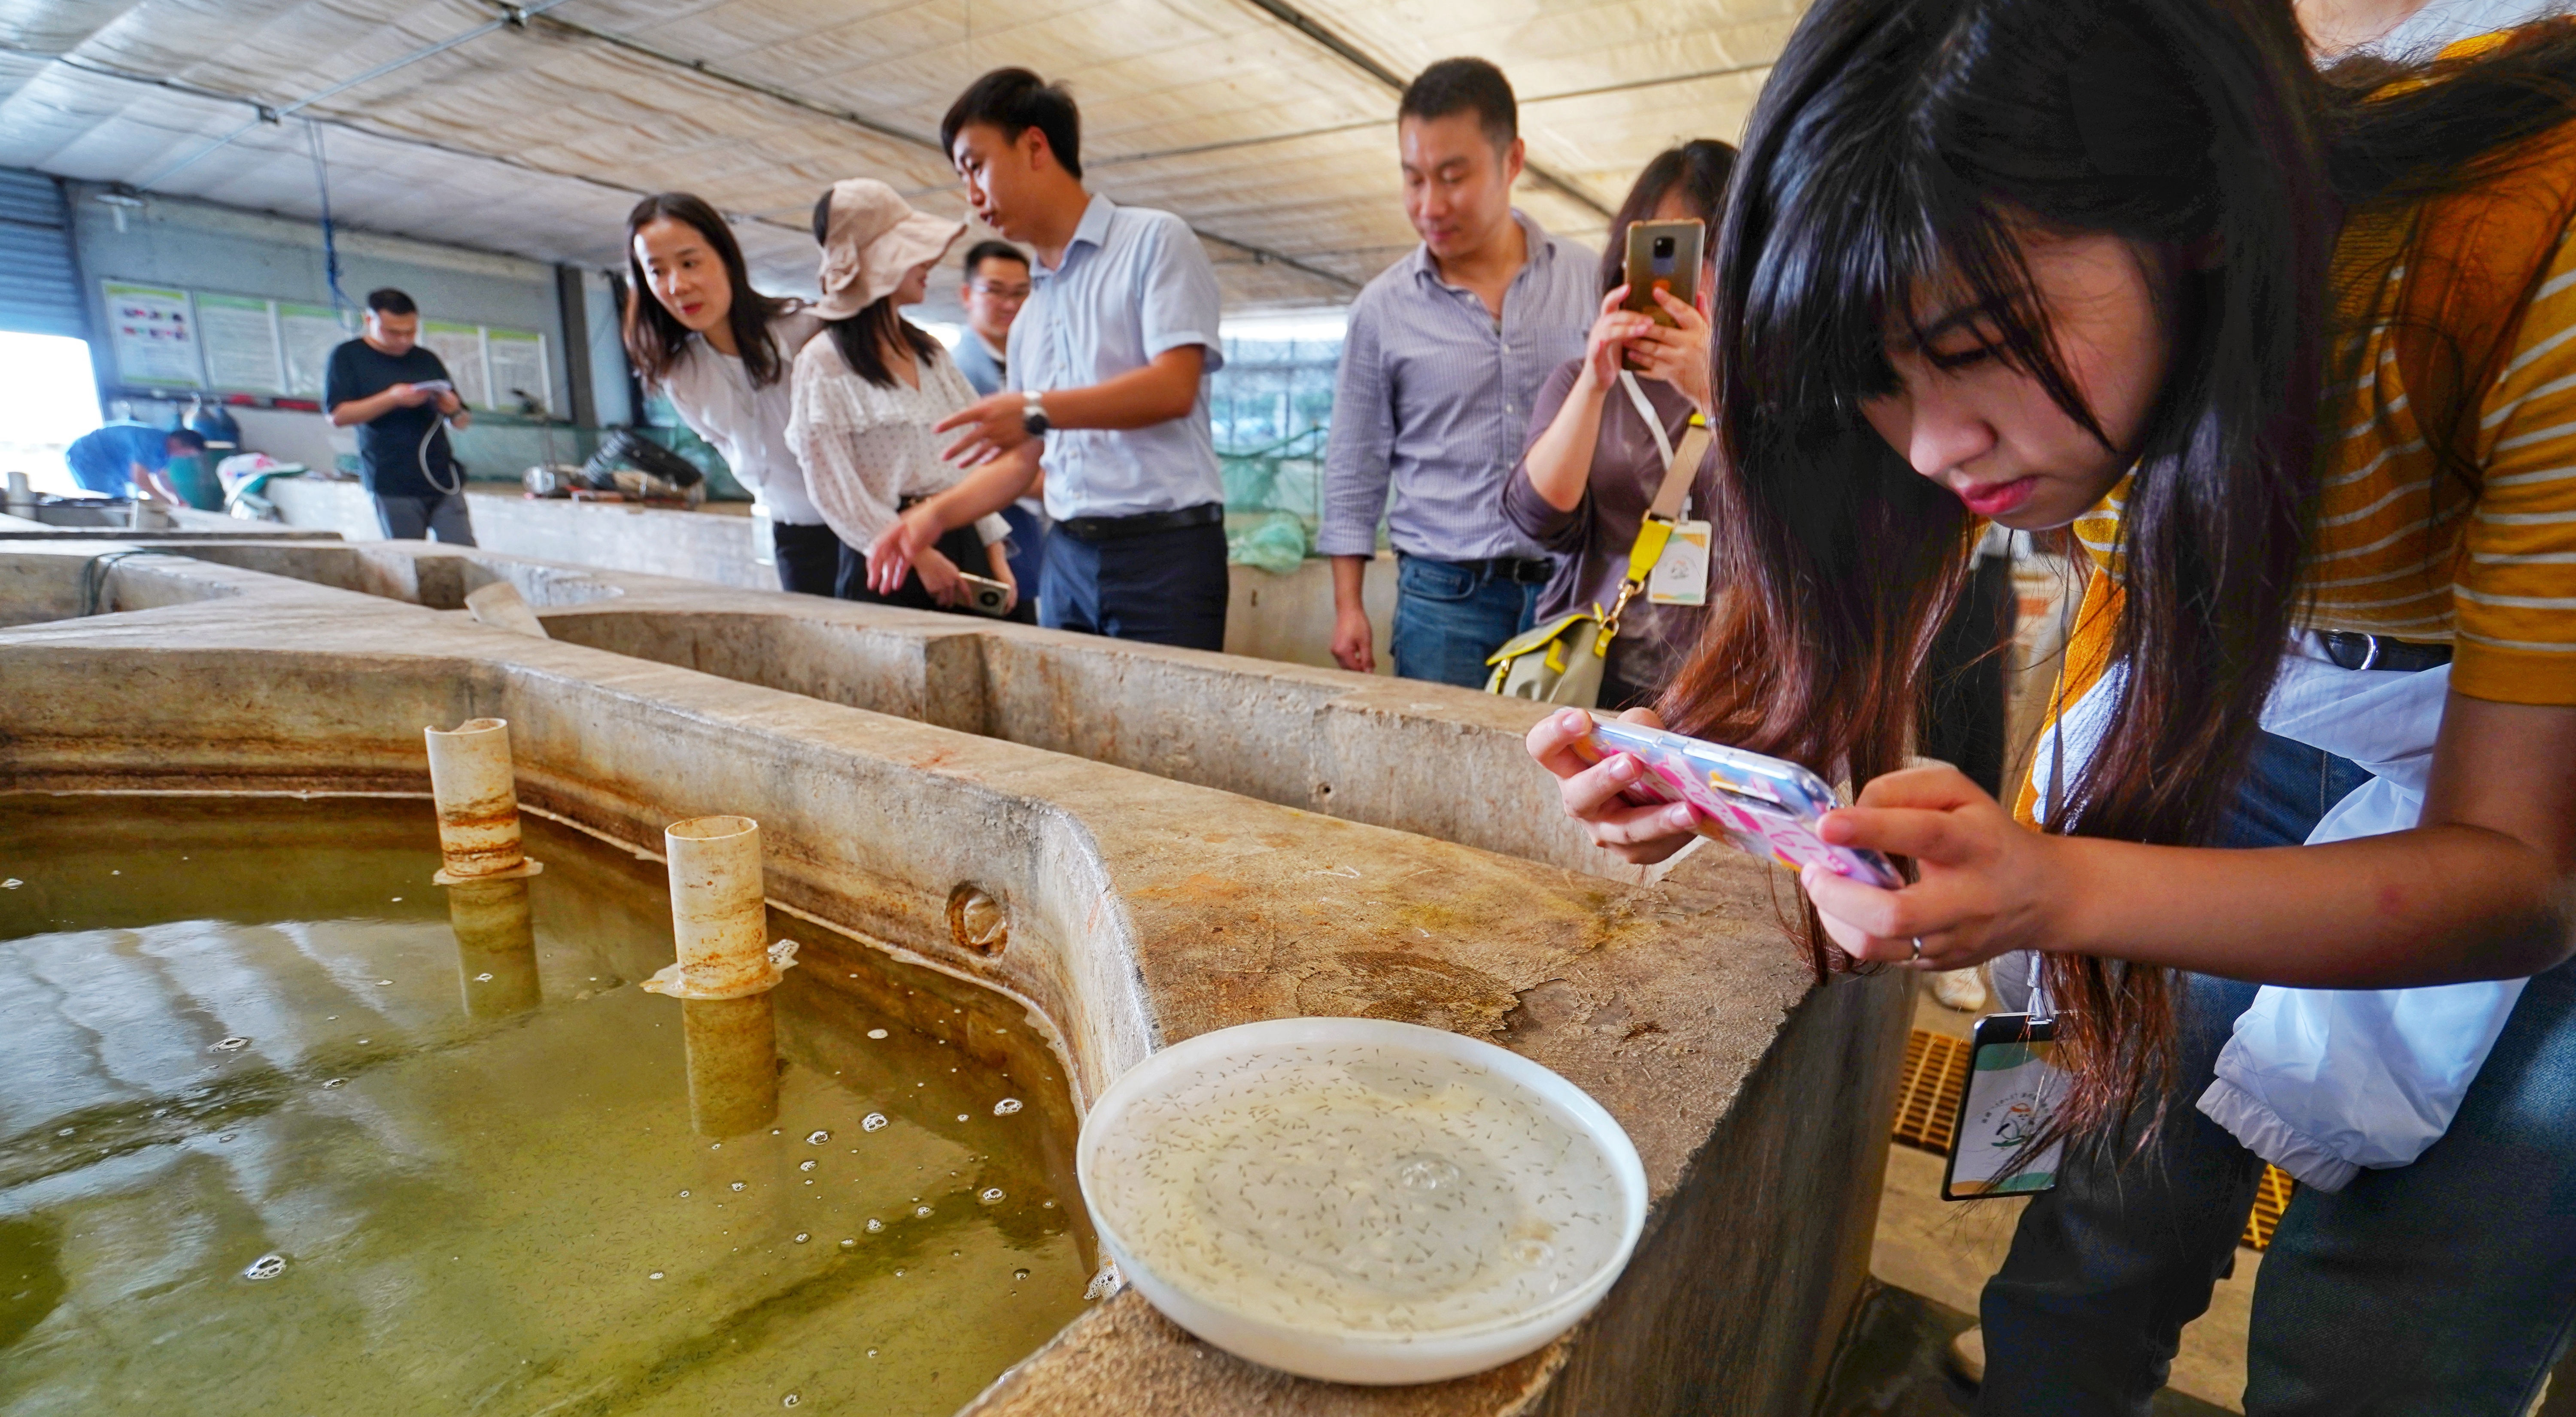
[1021,391,1051,438]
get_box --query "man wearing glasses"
[954,239,1044,614]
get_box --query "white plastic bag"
[2196,651,2524,1192]
[2028,646,2525,1192]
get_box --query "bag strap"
[1602,372,1712,642]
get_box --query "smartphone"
[1622,219,1704,327]
[1574,717,1903,888]
[1941,1014,2066,1199]
[411,379,455,395]
[953,571,1015,618]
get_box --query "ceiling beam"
[1087,60,1777,173]
[132,0,585,192]
[1226,0,1614,219]
[515,6,1357,293]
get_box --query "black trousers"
[835,522,995,614]
[770,521,846,597]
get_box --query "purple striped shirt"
[1318,211,1597,562]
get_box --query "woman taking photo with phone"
[1504,140,1734,710]
[788,179,1017,612]
[1531,2,2576,1408]
[623,192,840,596]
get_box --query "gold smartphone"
[953,571,1015,618]
[1622,219,1705,327]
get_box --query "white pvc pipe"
[663,815,772,997]
[423,717,526,879]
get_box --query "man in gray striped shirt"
[1319,58,1597,688]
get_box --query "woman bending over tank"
[1531,3,2576,1409]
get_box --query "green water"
[0,795,1093,1415]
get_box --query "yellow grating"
[1889,1028,2294,1250]
[1891,1029,1971,1156]
[2242,1160,2295,1250]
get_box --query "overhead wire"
[1225,0,1614,219]
[131,0,585,192]
[511,7,1361,294]
[18,47,815,244]
[305,119,351,314]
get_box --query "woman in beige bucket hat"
[787,178,1021,611]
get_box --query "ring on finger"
[1908,936,1925,964]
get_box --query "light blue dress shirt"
[1317,211,1597,563]
[1007,195,1227,520]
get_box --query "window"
[1211,313,1345,555]
[0,333,105,495]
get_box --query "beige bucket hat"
[812,179,966,319]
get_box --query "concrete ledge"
[16,537,1632,878]
[256,473,1404,671]
[0,547,1907,1414]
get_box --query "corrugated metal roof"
[0,0,1793,316]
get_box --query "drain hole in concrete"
[948,885,1009,955]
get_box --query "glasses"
[969,281,1031,302]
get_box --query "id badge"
[1941,1013,2067,1199]
[750,503,776,568]
[1646,520,1710,605]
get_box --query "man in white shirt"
[866,68,1231,651]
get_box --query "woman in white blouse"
[788,179,1018,612]
[623,192,840,595]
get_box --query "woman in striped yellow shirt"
[1526,0,2576,1409]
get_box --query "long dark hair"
[623,192,792,389]
[1671,0,2576,1140]
[1598,139,1738,295]
[811,192,944,389]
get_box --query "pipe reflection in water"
[447,876,542,1019]
[682,993,781,1137]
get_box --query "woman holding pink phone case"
[1531,1,2576,1409]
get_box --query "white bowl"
[1076,1016,1647,1385]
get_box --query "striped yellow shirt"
[2070,210,2576,706]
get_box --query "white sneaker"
[1932,966,1989,1013]
[1947,1325,1987,1386]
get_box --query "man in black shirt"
[325,287,477,544]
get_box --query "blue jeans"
[1980,732,2576,1414]
[1389,554,1542,690]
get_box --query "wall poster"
[102,281,201,387]
[279,303,352,400]
[418,321,489,410]
[194,292,286,395]
[484,330,550,416]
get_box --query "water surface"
[0,794,1090,1415]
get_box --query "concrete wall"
[0,540,1910,1416]
[69,182,573,412]
[258,476,1402,669]
[112,535,1618,874]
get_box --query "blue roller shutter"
[0,168,88,340]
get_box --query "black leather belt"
[1054,501,1222,543]
[1417,554,1553,585]
[2319,631,2454,673]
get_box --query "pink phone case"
[1575,719,1903,889]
